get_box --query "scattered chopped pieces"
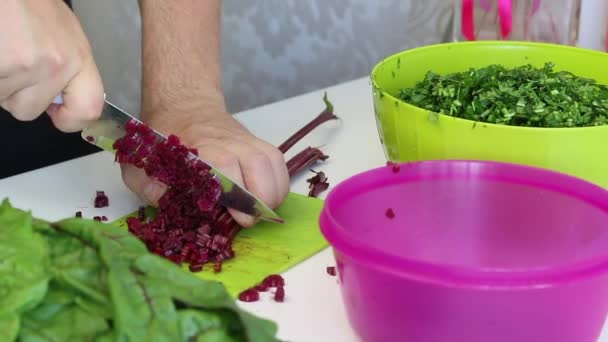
[237,274,286,303]
[274,287,285,302]
[239,274,285,302]
[238,288,260,302]
[93,216,102,222]
[386,161,400,173]
[189,264,203,272]
[263,274,285,288]
[386,208,395,219]
[309,181,329,198]
[306,170,330,198]
[307,170,327,186]
[326,266,337,276]
[94,191,109,208]
[75,211,82,218]
[101,216,108,222]
[255,283,270,292]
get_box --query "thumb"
[121,164,168,206]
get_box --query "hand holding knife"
[53,95,283,223]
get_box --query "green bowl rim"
[370,40,608,132]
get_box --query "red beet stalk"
[286,147,328,176]
[278,92,338,154]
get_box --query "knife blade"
[53,95,283,223]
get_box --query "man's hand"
[121,109,290,227]
[0,0,104,131]
[134,0,289,226]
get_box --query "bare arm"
[139,0,225,126]
[125,1,290,227]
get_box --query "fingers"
[46,57,104,132]
[196,145,258,227]
[121,164,168,206]
[0,69,35,104]
[254,142,290,205]
[0,49,51,120]
[119,116,290,228]
[2,53,76,122]
[239,152,280,208]
[0,0,104,131]
[217,141,290,226]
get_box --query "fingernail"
[143,182,166,205]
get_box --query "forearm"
[139,0,225,124]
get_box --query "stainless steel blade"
[80,99,283,223]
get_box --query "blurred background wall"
[73,0,453,115]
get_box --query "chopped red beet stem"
[254,283,269,292]
[189,264,203,272]
[326,266,337,276]
[168,254,183,264]
[308,181,330,198]
[94,191,109,208]
[85,135,95,142]
[263,274,285,288]
[93,216,102,221]
[274,286,285,302]
[386,161,400,173]
[238,288,260,302]
[306,170,327,187]
[75,211,82,218]
[101,216,108,222]
[386,208,395,219]
[306,170,330,198]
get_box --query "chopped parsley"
[397,62,608,128]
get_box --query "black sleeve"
[0,111,100,179]
[0,0,101,179]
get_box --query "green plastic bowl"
[371,41,608,188]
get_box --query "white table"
[2,77,607,342]
[0,77,383,342]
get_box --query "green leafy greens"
[398,62,608,128]
[0,200,278,342]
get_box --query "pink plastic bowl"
[319,160,608,342]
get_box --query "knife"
[52,95,283,223]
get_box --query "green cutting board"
[113,192,328,297]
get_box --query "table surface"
[2,77,608,342]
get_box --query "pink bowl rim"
[319,160,608,288]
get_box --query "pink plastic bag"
[454,0,580,45]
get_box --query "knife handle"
[52,95,64,105]
[52,93,106,105]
